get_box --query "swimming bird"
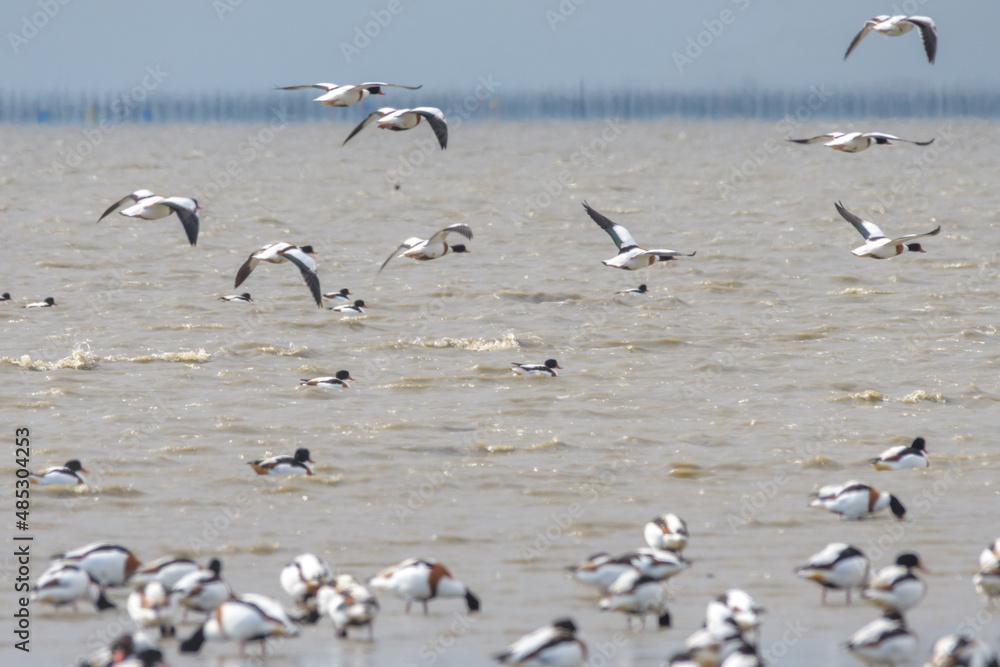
[368,557,480,614]
[796,543,870,605]
[25,297,56,308]
[0,292,10,301]
[280,553,333,622]
[835,201,941,259]
[495,618,588,666]
[235,242,322,307]
[583,202,695,270]
[179,593,299,656]
[845,612,917,666]
[54,542,141,587]
[617,284,650,296]
[276,82,422,107]
[343,106,448,149]
[171,558,231,617]
[810,481,907,520]
[378,223,472,274]
[316,574,380,639]
[300,370,354,388]
[927,633,1000,667]
[845,15,938,64]
[329,299,369,315]
[599,569,672,630]
[322,288,352,304]
[101,191,201,246]
[127,582,175,638]
[511,359,562,377]
[870,437,929,470]
[787,132,934,152]
[219,293,253,302]
[248,447,314,476]
[643,513,689,552]
[29,459,88,486]
[129,556,199,590]
[31,561,116,611]
[863,553,927,613]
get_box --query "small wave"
[899,390,946,404]
[219,342,310,357]
[828,288,896,296]
[105,349,211,364]
[411,332,521,351]
[2,344,100,371]
[150,323,226,331]
[832,390,885,403]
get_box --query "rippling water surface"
[2,118,999,666]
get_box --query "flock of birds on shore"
[16,11,999,667]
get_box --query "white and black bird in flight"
[98,189,201,246]
[234,243,322,307]
[787,132,934,153]
[343,107,448,149]
[276,82,422,107]
[378,223,472,274]
[583,202,695,270]
[835,202,940,259]
[845,15,938,64]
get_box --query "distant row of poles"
[2,88,999,124]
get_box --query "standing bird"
[99,190,200,246]
[29,459,88,486]
[179,593,299,656]
[235,242,322,307]
[599,569,672,630]
[927,633,999,667]
[863,553,928,613]
[796,543,871,605]
[317,574,380,639]
[845,612,917,666]
[643,513,690,552]
[809,481,907,520]
[787,132,934,152]
[171,558,231,618]
[280,553,333,623]
[127,582,175,638]
[835,201,940,259]
[343,107,448,149]
[495,618,588,666]
[31,561,116,611]
[368,558,480,614]
[582,202,695,270]
[54,542,141,587]
[845,15,938,64]
[870,437,929,470]
[378,223,472,274]
[276,82,422,107]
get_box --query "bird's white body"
[810,481,906,520]
[643,513,689,551]
[31,561,114,610]
[599,569,671,629]
[796,543,870,604]
[495,619,587,667]
[57,542,141,587]
[368,558,479,614]
[846,613,917,666]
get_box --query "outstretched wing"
[582,201,638,251]
[863,132,934,146]
[889,226,941,245]
[835,201,885,240]
[359,82,423,91]
[160,197,200,246]
[844,18,879,60]
[411,108,448,149]
[648,249,696,260]
[281,247,322,307]
[234,253,260,288]
[427,223,473,246]
[907,17,937,64]
[787,133,844,144]
[97,192,147,222]
[343,111,384,146]
[276,83,338,91]
[377,243,412,275]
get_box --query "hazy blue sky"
[3,1,997,95]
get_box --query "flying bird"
[343,107,448,149]
[276,82,422,107]
[787,132,934,153]
[583,202,695,270]
[845,15,938,64]
[835,201,941,259]
[378,223,472,274]
[98,190,200,246]
[235,243,322,307]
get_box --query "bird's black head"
[465,590,481,612]
[353,300,366,308]
[365,86,384,95]
[338,288,351,297]
[889,495,907,519]
[906,243,926,253]
[910,437,926,452]
[544,359,561,369]
[552,618,577,633]
[240,293,252,301]
[1,293,10,299]
[300,245,316,254]
[65,460,85,472]
[874,137,892,145]
[637,284,648,292]
[896,552,922,569]
[207,558,222,575]
[294,448,312,463]
[44,297,56,306]
[450,244,469,253]
[336,370,353,381]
